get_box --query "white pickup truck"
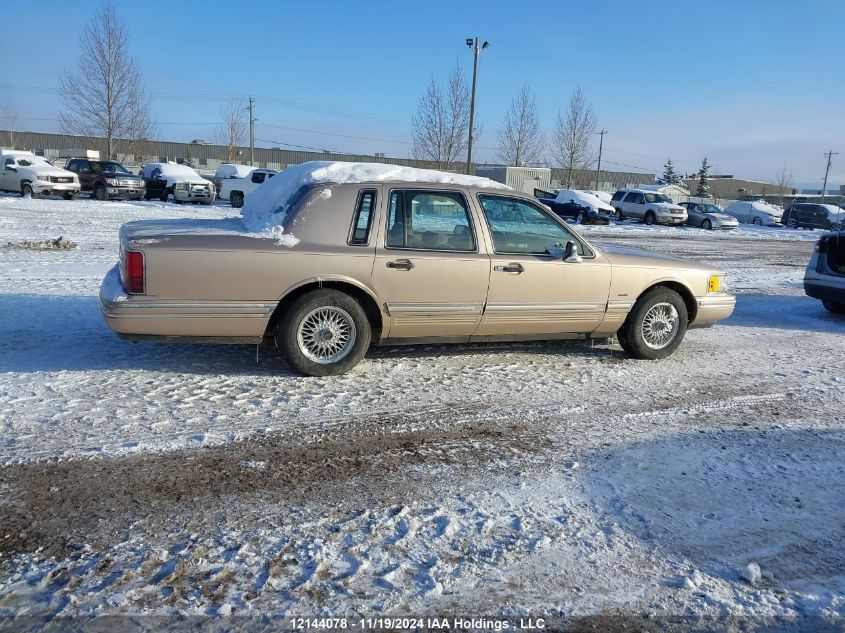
[0,150,81,199]
[219,168,277,208]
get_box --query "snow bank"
[241,161,510,232]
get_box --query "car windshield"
[644,193,673,203]
[91,161,131,174]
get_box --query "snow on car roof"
[241,161,510,232]
[147,162,202,177]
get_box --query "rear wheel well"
[266,281,384,341]
[636,281,697,323]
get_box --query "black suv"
[782,203,842,230]
[64,159,146,201]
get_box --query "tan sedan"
[100,181,735,376]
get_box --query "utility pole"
[594,129,607,190]
[821,149,838,204]
[465,37,489,176]
[248,96,256,166]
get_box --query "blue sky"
[1,0,843,187]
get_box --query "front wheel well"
[635,281,697,323]
[265,281,384,341]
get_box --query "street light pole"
[821,149,838,204]
[594,129,607,190]
[465,37,488,175]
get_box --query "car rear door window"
[478,195,585,256]
[349,189,376,246]
[251,171,266,184]
[386,190,475,251]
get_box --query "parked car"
[679,201,739,230]
[141,163,214,204]
[100,161,735,376]
[804,231,845,314]
[212,163,256,197]
[610,188,687,225]
[535,189,612,224]
[0,150,80,199]
[722,200,783,226]
[219,168,277,208]
[64,158,145,201]
[782,203,842,230]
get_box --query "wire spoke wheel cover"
[641,302,680,350]
[296,306,357,364]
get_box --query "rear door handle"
[494,263,524,273]
[386,259,414,271]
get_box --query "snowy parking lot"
[1,195,844,628]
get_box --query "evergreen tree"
[696,157,711,197]
[182,149,196,169]
[660,158,679,185]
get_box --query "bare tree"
[497,86,544,167]
[411,64,474,171]
[1,98,20,148]
[551,85,597,187]
[215,100,248,163]
[775,164,794,209]
[58,0,154,158]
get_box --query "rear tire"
[276,289,371,376]
[644,211,656,226]
[822,299,845,315]
[787,218,798,229]
[576,211,586,224]
[615,209,624,222]
[230,191,244,208]
[618,286,688,360]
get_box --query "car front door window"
[478,195,585,256]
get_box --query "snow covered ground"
[1,195,843,629]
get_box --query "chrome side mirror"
[564,240,582,263]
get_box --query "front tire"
[644,211,656,226]
[702,218,712,230]
[94,185,108,201]
[276,289,371,376]
[618,287,688,360]
[822,299,845,315]
[230,191,244,209]
[752,217,763,226]
[576,211,586,224]
[63,192,78,201]
[21,183,39,199]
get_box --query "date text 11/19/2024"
[289,617,547,630]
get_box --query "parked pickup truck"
[64,158,145,201]
[0,150,80,199]
[219,168,277,208]
[141,162,214,204]
[100,161,735,376]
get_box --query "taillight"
[123,250,145,294]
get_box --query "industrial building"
[0,129,654,192]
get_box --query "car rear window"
[349,189,376,246]
[386,190,475,251]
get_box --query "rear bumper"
[694,294,736,326]
[804,281,845,303]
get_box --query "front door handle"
[386,259,414,271]
[494,263,524,273]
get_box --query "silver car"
[680,202,739,230]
